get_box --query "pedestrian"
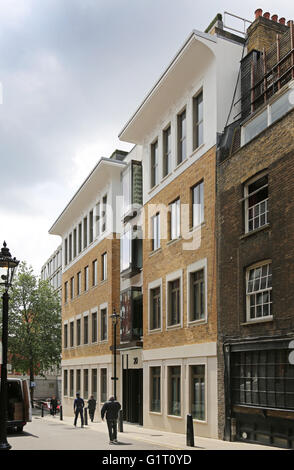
[101,396,121,444]
[73,393,84,427]
[50,395,58,417]
[87,395,96,422]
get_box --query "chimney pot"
[271,14,278,22]
[263,12,270,19]
[279,17,286,25]
[255,8,263,19]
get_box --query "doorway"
[123,368,143,425]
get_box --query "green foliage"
[5,261,61,377]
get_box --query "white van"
[6,377,32,432]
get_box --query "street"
[6,414,167,451]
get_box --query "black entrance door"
[123,368,143,425]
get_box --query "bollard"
[84,407,88,426]
[186,414,194,447]
[60,405,63,421]
[41,405,44,417]
[119,409,123,432]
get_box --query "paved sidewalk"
[43,414,279,450]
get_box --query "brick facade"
[62,235,120,361]
[143,145,217,349]
[217,100,294,442]
[142,145,218,437]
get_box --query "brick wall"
[217,107,294,437]
[142,146,217,350]
[247,16,289,53]
[62,235,120,360]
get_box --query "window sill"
[192,417,207,424]
[240,316,273,326]
[167,414,182,420]
[187,318,207,326]
[148,328,162,334]
[149,411,162,416]
[166,236,182,247]
[174,158,187,171]
[166,323,182,331]
[161,172,171,184]
[189,221,206,233]
[190,143,205,158]
[148,183,160,195]
[240,223,270,240]
[149,247,162,258]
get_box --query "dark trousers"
[74,408,84,426]
[88,409,95,422]
[107,419,118,441]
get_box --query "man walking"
[87,395,96,422]
[50,395,58,417]
[74,393,84,428]
[101,396,121,444]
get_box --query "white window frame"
[83,311,89,345]
[101,252,107,281]
[92,259,98,286]
[166,269,183,330]
[187,361,207,423]
[246,260,273,323]
[99,302,108,342]
[151,213,160,251]
[91,308,98,344]
[187,258,207,325]
[167,363,182,418]
[149,364,163,414]
[151,139,159,188]
[169,198,181,240]
[241,86,294,146]
[162,125,172,178]
[76,314,82,347]
[244,172,269,234]
[63,320,68,349]
[148,278,162,333]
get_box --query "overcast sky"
[0,0,293,275]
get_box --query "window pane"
[150,287,161,330]
[192,181,204,227]
[246,263,272,320]
[163,127,171,177]
[151,141,158,187]
[170,199,180,240]
[190,269,205,321]
[150,367,161,412]
[244,109,267,144]
[169,366,181,416]
[191,365,205,420]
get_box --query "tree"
[6,262,61,403]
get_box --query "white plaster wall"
[142,343,218,438]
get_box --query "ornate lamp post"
[110,308,120,400]
[0,242,19,450]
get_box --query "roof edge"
[49,156,126,235]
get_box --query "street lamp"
[110,308,120,400]
[0,241,19,451]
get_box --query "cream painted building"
[119,19,244,437]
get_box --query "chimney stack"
[247,9,289,53]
